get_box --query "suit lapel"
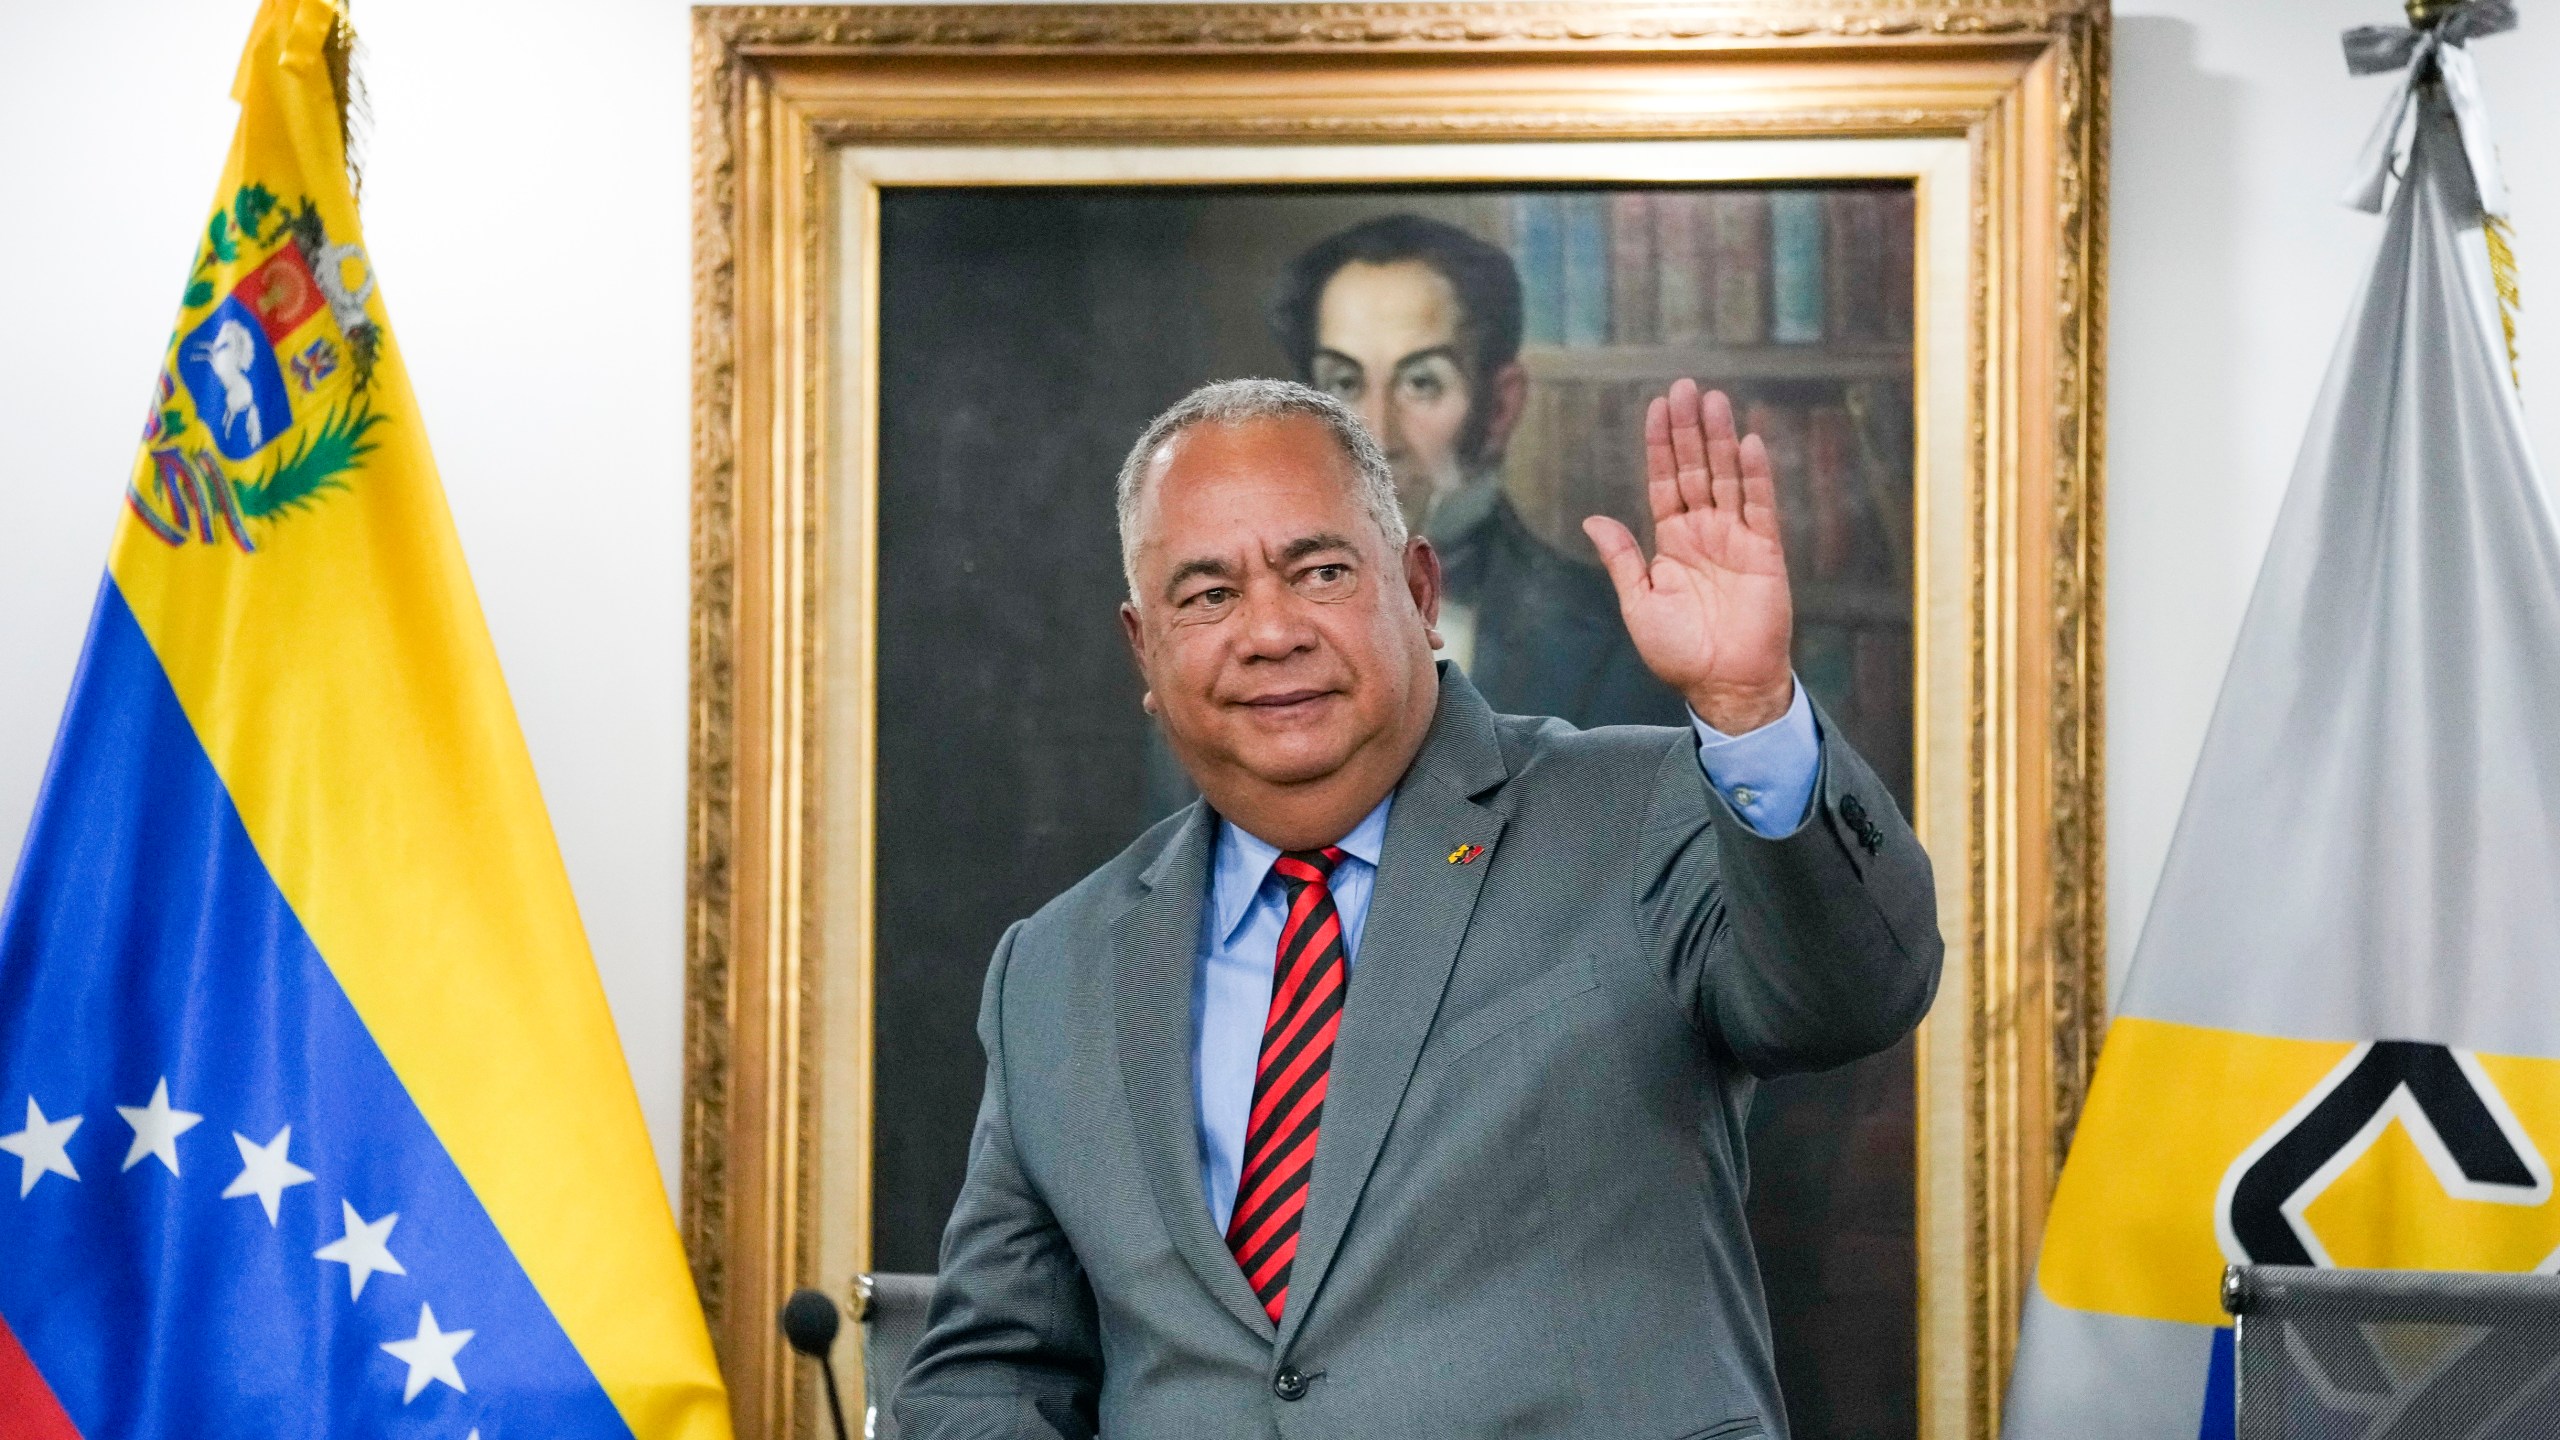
[1109,804,1276,1338]
[1278,668,1509,1347]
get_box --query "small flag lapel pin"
[1446,843,1485,865]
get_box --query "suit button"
[1273,1367,1308,1401]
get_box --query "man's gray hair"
[1115,378,1407,597]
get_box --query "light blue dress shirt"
[1189,680,1822,1230]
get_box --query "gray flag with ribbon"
[2003,13,2554,1439]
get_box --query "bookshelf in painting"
[1495,184,1918,800]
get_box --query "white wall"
[3,1,2555,1200]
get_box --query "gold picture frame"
[685,4,2107,1436]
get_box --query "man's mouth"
[1238,688,1335,714]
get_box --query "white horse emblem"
[190,317,265,452]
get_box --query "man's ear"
[1481,361,1530,453]
[1403,536,1444,633]
[1118,600,1159,714]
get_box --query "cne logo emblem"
[127,182,387,553]
[2216,1040,2560,1273]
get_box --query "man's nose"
[1355,390,1399,454]
[1234,581,1319,659]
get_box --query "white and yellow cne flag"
[2002,24,2556,1440]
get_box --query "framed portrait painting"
[686,5,2107,1438]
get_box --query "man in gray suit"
[894,375,1939,1439]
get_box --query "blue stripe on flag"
[0,579,631,1439]
[2196,1326,2235,1440]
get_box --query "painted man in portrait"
[1267,214,1689,730]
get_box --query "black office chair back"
[2224,1263,2560,1438]
[854,1272,938,1439]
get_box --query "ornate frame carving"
[687,5,2107,1436]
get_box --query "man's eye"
[1399,372,1446,402]
[1310,359,1364,401]
[1181,587,1236,610]
[1298,564,1355,596]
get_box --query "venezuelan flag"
[0,2,730,1435]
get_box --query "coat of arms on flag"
[128,180,386,553]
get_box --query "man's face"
[1119,415,1442,805]
[1307,260,1524,527]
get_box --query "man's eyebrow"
[1391,345,1465,374]
[1276,533,1362,566]
[1160,556,1237,601]
[1311,348,1365,374]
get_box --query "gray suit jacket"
[895,665,1941,1440]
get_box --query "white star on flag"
[222,1126,316,1225]
[116,1077,202,1175]
[381,1302,473,1402]
[314,1199,407,1298]
[1,1097,81,1197]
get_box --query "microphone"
[780,1287,853,1440]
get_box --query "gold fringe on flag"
[2485,213,2522,386]
[321,1,370,201]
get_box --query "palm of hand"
[1583,380,1797,733]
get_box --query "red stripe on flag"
[0,1312,85,1440]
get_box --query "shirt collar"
[1210,792,1393,948]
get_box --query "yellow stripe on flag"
[2038,1020,2349,1326]
[103,2,728,1434]
[2041,1017,2560,1329]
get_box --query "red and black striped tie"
[1226,844,1350,1324]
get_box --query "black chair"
[2223,1263,2560,1438]
[854,1272,939,1439]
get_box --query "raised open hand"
[1582,379,1796,734]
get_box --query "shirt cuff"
[1690,679,1821,839]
